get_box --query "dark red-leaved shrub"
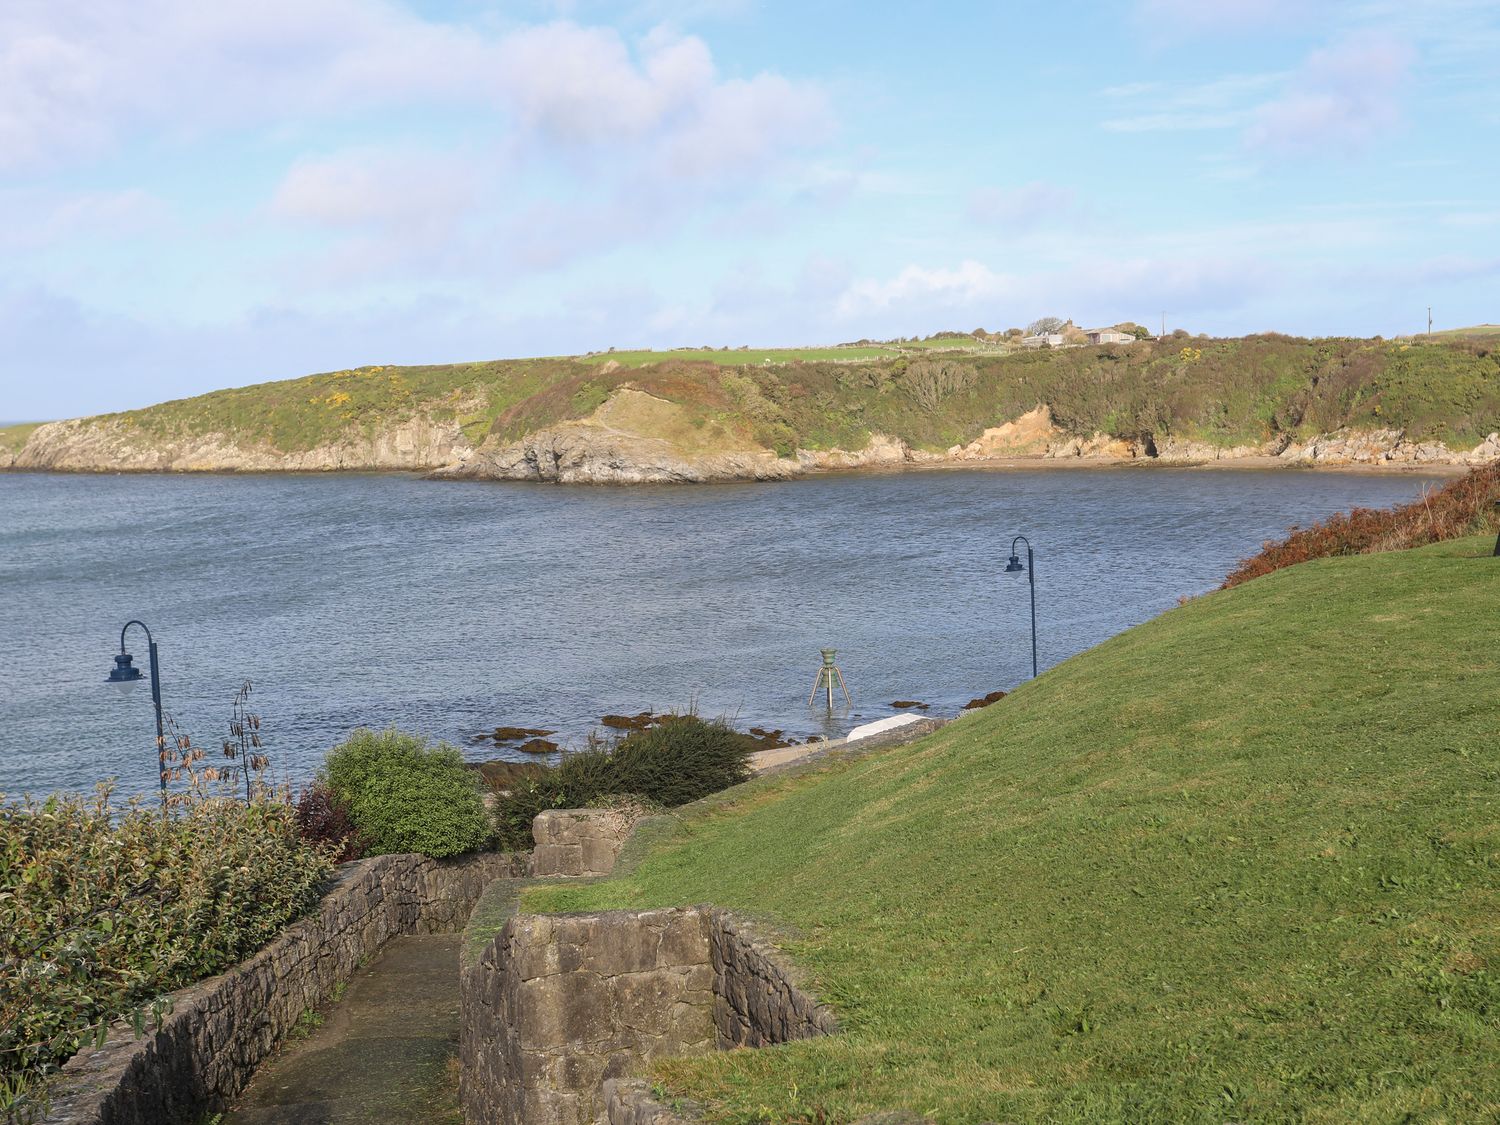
[1222,460,1499,589]
[294,781,365,863]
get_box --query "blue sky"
[2,0,1498,419]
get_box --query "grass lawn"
[525,537,1500,1123]
[580,347,900,368]
[1429,324,1500,339]
[898,336,1009,351]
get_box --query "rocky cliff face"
[8,394,1497,483]
[12,414,470,473]
[435,387,800,484]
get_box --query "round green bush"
[322,729,489,859]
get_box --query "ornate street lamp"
[1005,536,1038,679]
[106,620,168,802]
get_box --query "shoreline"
[0,452,1474,483]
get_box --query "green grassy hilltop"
[0,422,42,454]
[17,334,1500,461]
[527,537,1500,1122]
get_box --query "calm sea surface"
[0,467,1442,798]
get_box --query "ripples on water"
[0,467,1442,797]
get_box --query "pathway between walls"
[221,935,463,1125]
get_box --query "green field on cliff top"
[29,333,1500,460]
[526,537,1500,1122]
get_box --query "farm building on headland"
[1020,333,1067,348]
[1085,328,1136,345]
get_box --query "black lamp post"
[1493,500,1499,557]
[1005,536,1038,679]
[106,620,168,803]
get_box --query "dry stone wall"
[462,903,838,1125]
[602,1078,703,1123]
[464,907,716,1125]
[531,807,641,877]
[42,851,528,1125]
[710,910,838,1048]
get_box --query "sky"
[2,0,1499,419]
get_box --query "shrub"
[322,729,489,859]
[293,782,364,864]
[0,788,331,1118]
[609,716,757,806]
[1222,460,1500,588]
[491,715,755,850]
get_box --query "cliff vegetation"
[8,334,1500,476]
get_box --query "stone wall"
[42,850,528,1125]
[462,904,837,1125]
[710,910,838,1048]
[602,1078,702,1123]
[531,807,641,878]
[463,907,715,1125]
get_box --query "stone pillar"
[467,906,715,1125]
[531,808,639,878]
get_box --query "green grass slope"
[527,538,1500,1123]
[0,422,42,455]
[35,334,1500,461]
[1429,324,1500,340]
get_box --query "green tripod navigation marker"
[808,648,852,712]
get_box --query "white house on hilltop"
[1085,328,1136,345]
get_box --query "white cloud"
[833,255,1269,328]
[268,147,493,280]
[210,16,834,285]
[273,149,482,231]
[968,182,1079,229]
[0,188,167,250]
[497,23,714,144]
[1245,33,1414,151]
[0,0,491,168]
[835,261,1016,319]
[0,4,830,176]
[1100,33,1413,155]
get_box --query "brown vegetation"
[1222,460,1500,588]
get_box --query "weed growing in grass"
[288,1008,324,1042]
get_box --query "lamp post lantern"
[1005,536,1038,679]
[106,620,168,802]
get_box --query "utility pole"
[1427,306,1433,337]
[1160,311,1166,339]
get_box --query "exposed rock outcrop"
[795,431,940,470]
[9,389,1495,483]
[13,414,469,473]
[437,428,797,484]
[436,386,800,484]
[946,404,1060,458]
[1043,432,1145,460]
[1280,427,1500,466]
